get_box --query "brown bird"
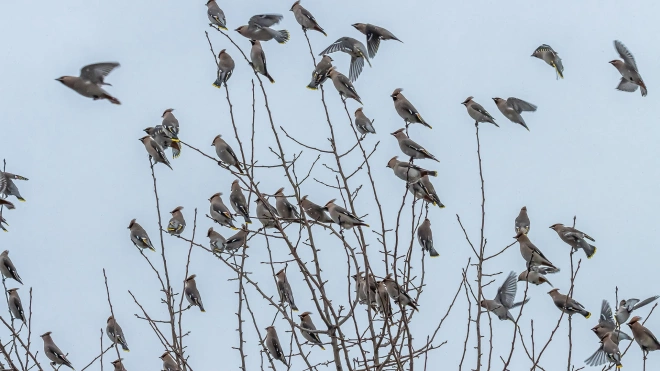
[548,288,590,318]
[628,316,660,356]
[290,1,326,36]
[351,23,402,58]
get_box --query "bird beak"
[234,27,240,32]
[491,98,497,102]
[390,132,396,136]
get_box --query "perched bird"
[230,180,251,224]
[391,128,439,161]
[250,39,275,83]
[517,266,558,287]
[0,172,28,201]
[354,107,376,135]
[255,197,280,228]
[327,67,362,104]
[592,300,633,343]
[207,227,226,253]
[391,88,431,129]
[160,352,180,371]
[7,288,25,323]
[139,136,173,170]
[325,199,369,229]
[223,225,249,252]
[387,156,438,184]
[265,326,288,366]
[213,49,235,88]
[549,223,596,259]
[407,176,444,208]
[276,269,298,311]
[306,55,333,90]
[212,135,243,173]
[299,312,325,349]
[106,316,130,352]
[290,1,326,36]
[111,358,127,371]
[128,219,156,252]
[0,250,23,284]
[274,187,300,222]
[462,97,498,127]
[516,232,558,270]
[492,97,537,131]
[206,0,227,30]
[41,332,74,369]
[382,274,419,311]
[352,272,368,304]
[480,271,530,322]
[351,23,401,58]
[375,281,392,318]
[616,296,660,325]
[236,14,290,44]
[161,109,180,141]
[584,332,623,368]
[184,274,205,312]
[515,206,530,235]
[144,126,181,159]
[364,273,378,307]
[417,218,439,257]
[610,40,647,96]
[531,44,564,79]
[300,195,333,224]
[56,62,121,104]
[167,206,186,235]
[319,37,371,82]
[548,288,590,318]
[628,316,660,355]
[209,193,237,230]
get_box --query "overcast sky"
[2,0,660,369]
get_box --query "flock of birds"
[0,0,655,370]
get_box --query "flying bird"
[56,62,121,104]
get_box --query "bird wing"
[150,140,169,161]
[584,346,607,366]
[633,295,659,310]
[599,300,615,328]
[319,38,354,55]
[248,14,283,27]
[616,78,639,93]
[614,40,638,71]
[531,266,559,275]
[349,56,365,82]
[471,102,495,120]
[366,32,381,59]
[495,271,517,309]
[0,199,15,210]
[335,205,362,222]
[507,98,537,113]
[532,44,554,57]
[80,62,120,85]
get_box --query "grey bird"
[549,223,596,259]
[299,312,325,349]
[480,271,530,322]
[354,107,376,135]
[140,135,172,170]
[56,62,121,104]
[207,227,226,253]
[325,199,369,229]
[517,266,558,287]
[584,333,623,368]
[319,37,371,82]
[184,274,205,312]
[462,96,498,127]
[387,156,438,184]
[256,197,279,228]
[41,332,74,369]
[352,272,368,304]
[209,193,237,230]
[492,97,537,131]
[327,67,362,104]
[213,49,235,88]
[351,23,402,58]
[364,273,378,307]
[382,274,419,311]
[265,326,288,366]
[0,250,23,284]
[548,288,590,318]
[391,88,431,129]
[274,187,301,222]
[615,296,660,325]
[592,300,632,343]
[160,352,180,371]
[515,206,530,235]
[628,316,660,355]
[516,232,558,270]
[391,128,439,161]
[290,1,326,36]
[230,180,251,224]
[408,176,444,208]
[531,44,564,79]
[161,109,180,141]
[206,0,227,30]
[106,316,130,352]
[375,281,392,318]
[128,219,156,252]
[144,126,181,159]
[223,225,249,252]
[167,206,186,235]
[610,40,647,96]
[7,288,25,323]
[276,269,298,311]
[235,14,290,44]
[111,359,127,371]
[0,172,28,201]
[306,55,333,90]
[300,195,333,223]
[417,218,439,257]
[250,39,275,83]
[212,135,243,173]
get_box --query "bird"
[7,288,25,322]
[213,49,235,88]
[417,218,439,257]
[207,227,226,253]
[300,195,333,224]
[375,281,392,318]
[352,273,368,305]
[41,332,74,369]
[255,197,280,228]
[249,39,275,83]
[206,0,227,30]
[111,358,127,371]
[391,88,431,129]
[515,206,530,235]
[616,296,660,325]
[548,288,590,318]
[480,271,530,322]
[363,273,379,308]
[354,107,376,135]
[306,55,333,90]
[516,232,558,270]
[274,187,301,222]
[230,180,251,224]
[492,97,537,131]
[128,219,156,252]
[223,225,249,252]
[276,269,298,311]
[391,128,439,161]
[212,135,243,173]
[549,223,596,259]
[387,156,438,184]
[592,300,633,343]
[327,67,362,104]
[0,250,23,284]
[184,274,205,312]
[325,199,369,229]
[56,62,121,104]
[167,206,186,235]
[462,97,498,127]
[351,23,402,58]
[235,14,290,44]
[319,37,371,82]
[160,352,180,371]
[517,266,558,287]
[628,316,660,356]
[584,333,623,369]
[144,126,181,159]
[382,274,419,311]
[0,172,28,201]
[139,136,173,170]
[265,326,288,366]
[160,109,180,141]
[299,312,325,350]
[531,44,564,79]
[610,40,647,96]
[290,1,326,36]
[209,193,237,230]
[106,316,130,352]
[407,176,444,208]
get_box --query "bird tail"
[416,114,432,129]
[104,94,121,105]
[429,247,440,257]
[422,170,438,177]
[521,122,530,131]
[275,29,290,44]
[552,63,564,79]
[266,73,275,84]
[235,163,244,174]
[212,77,224,88]
[583,310,591,319]
[121,343,130,352]
[584,245,596,259]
